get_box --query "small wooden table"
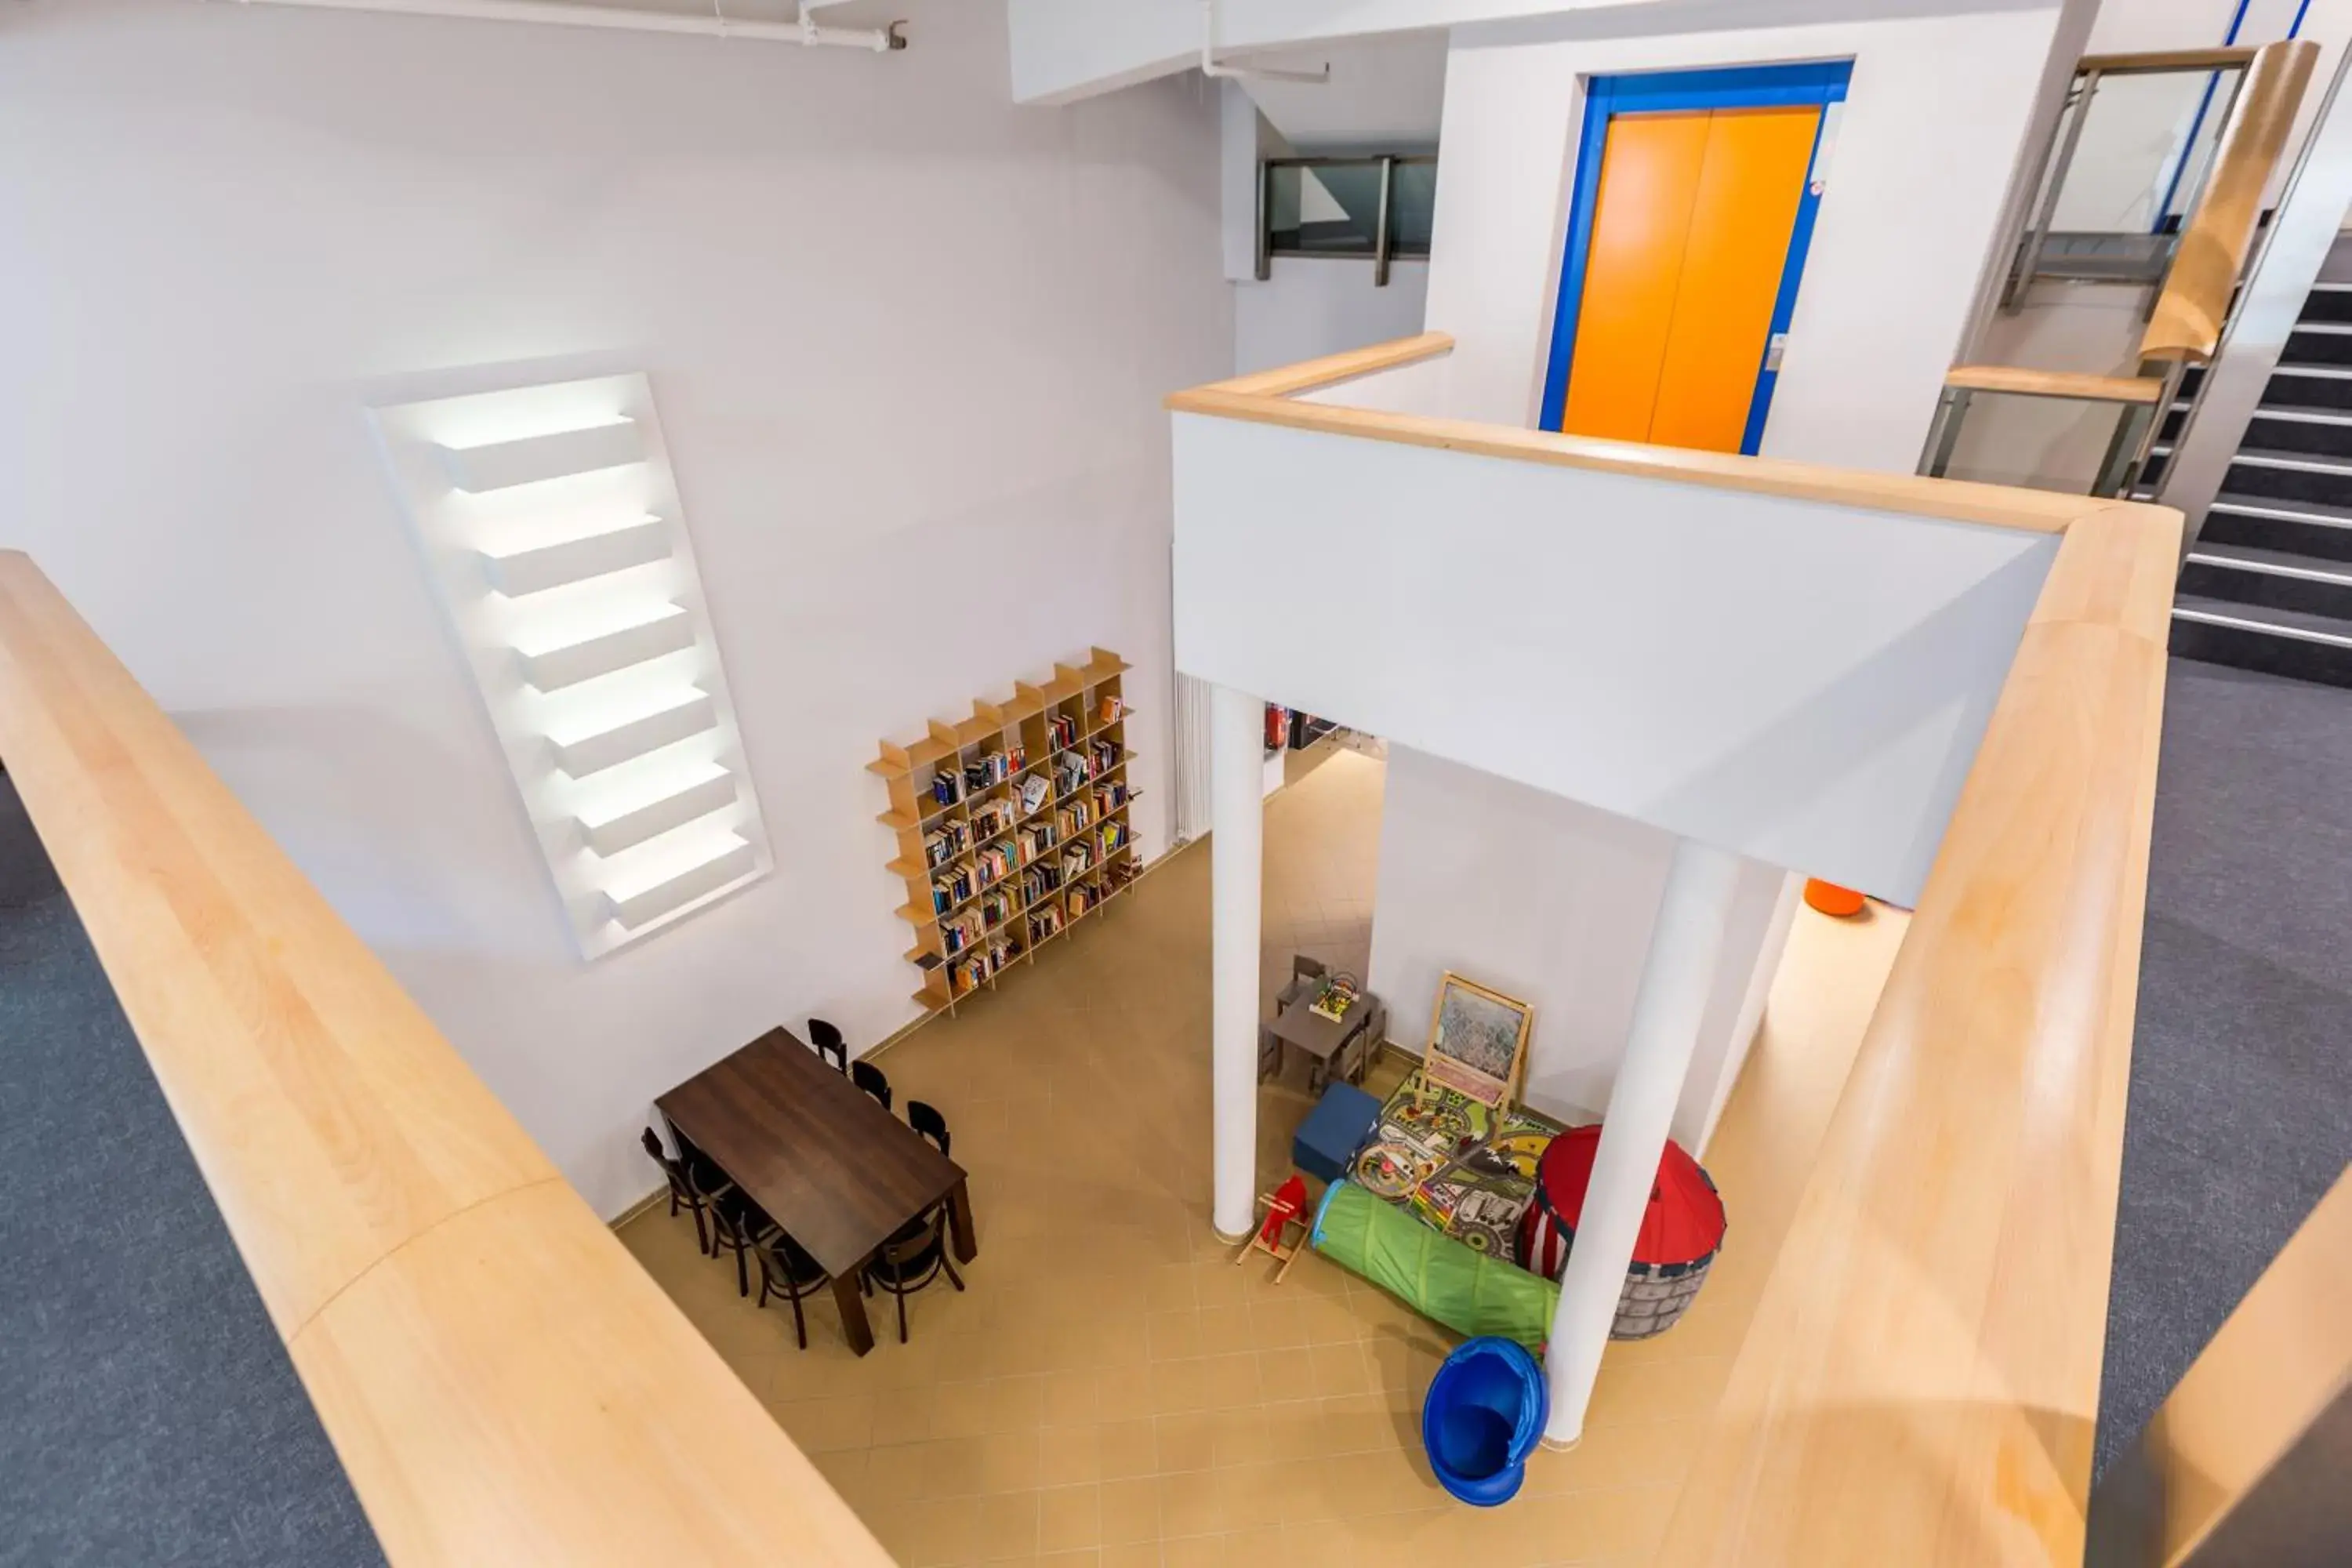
[1266,987,1380,1091]
[656,1026,976,1356]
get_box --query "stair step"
[2220,450,2352,507]
[2199,496,2352,564]
[2169,593,2352,687]
[2230,448,2352,475]
[2180,543,2352,620]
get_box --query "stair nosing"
[2208,498,2352,530]
[2228,448,2352,475]
[2173,605,2352,648]
[2249,406,2352,426]
[2184,548,2352,586]
[2290,321,2352,336]
[2270,363,2352,379]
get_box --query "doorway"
[1539,62,1850,455]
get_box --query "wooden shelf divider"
[873,648,1138,1015]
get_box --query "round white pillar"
[1543,837,1742,1446]
[1208,682,1265,1242]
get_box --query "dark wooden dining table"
[655,1025,976,1355]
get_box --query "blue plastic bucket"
[1421,1336,1548,1506]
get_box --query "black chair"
[641,1127,719,1254]
[755,1232,832,1350]
[908,1100,950,1158]
[862,1200,964,1344]
[807,1018,848,1074]
[851,1058,892,1112]
[707,1188,780,1298]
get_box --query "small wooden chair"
[852,1058,893,1112]
[807,1018,849,1073]
[755,1233,832,1350]
[707,1189,781,1299]
[1232,1173,1311,1282]
[862,1200,965,1343]
[640,1127,720,1254]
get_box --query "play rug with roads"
[1351,1072,1565,1263]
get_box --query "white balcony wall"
[1171,412,2059,906]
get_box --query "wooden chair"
[1276,955,1327,1014]
[908,1100,950,1158]
[862,1200,964,1344]
[640,1127,720,1254]
[1336,1001,1386,1087]
[1257,1022,1285,1085]
[707,1188,781,1299]
[807,1018,849,1073]
[852,1058,892,1113]
[755,1232,832,1350]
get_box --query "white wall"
[1425,8,2067,470]
[0,0,1230,1217]
[1172,408,2060,906]
[1236,259,1432,375]
[1368,746,1794,1154]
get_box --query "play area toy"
[1416,971,1534,1111]
[1517,1123,1726,1338]
[1290,1079,1383,1184]
[1421,1337,1548,1506]
[1233,1173,1310,1281]
[1310,1178,1558,1349]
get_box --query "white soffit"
[371,372,771,957]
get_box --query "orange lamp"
[1802,879,1867,917]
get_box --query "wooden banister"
[2141,38,2320,364]
[2077,46,2258,74]
[1170,338,2182,1563]
[0,552,891,1566]
[1943,364,2165,403]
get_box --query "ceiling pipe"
[1200,0,1326,84]
[223,0,908,51]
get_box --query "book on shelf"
[930,769,963,808]
[976,844,1013,887]
[1066,882,1100,919]
[941,909,981,955]
[1027,903,1065,942]
[1019,775,1051,815]
[1097,821,1128,856]
[1048,712,1079,750]
[1099,695,1123,725]
[1087,738,1120,779]
[1091,780,1128,816]
[1016,822,1057,866]
[1105,858,1137,892]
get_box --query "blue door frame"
[1537,60,1853,456]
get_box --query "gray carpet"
[0,775,382,1567]
[2096,659,2352,1476]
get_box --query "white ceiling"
[1240,30,1449,152]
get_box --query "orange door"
[1558,104,1820,453]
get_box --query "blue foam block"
[1292,1080,1383,1185]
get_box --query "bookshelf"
[870,648,1142,1014]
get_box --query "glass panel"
[2048,68,2242,236]
[1390,162,1436,256]
[1267,162,1384,255]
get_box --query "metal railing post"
[1374,154,1396,288]
[2006,69,2103,311]
[1256,160,1273,282]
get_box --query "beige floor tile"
[1038,1482,1104,1553]
[617,747,1907,1568]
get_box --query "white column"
[1543,837,1742,1446]
[1209,681,1265,1241]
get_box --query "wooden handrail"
[1171,338,2183,1563]
[0,553,891,1566]
[1171,335,2096,532]
[2078,46,2257,74]
[2141,38,2320,363]
[1944,364,2165,403]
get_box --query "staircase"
[2158,274,2352,688]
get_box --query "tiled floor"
[619,747,1908,1566]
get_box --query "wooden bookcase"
[870,648,1141,1014]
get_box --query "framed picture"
[1422,971,1534,1109]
